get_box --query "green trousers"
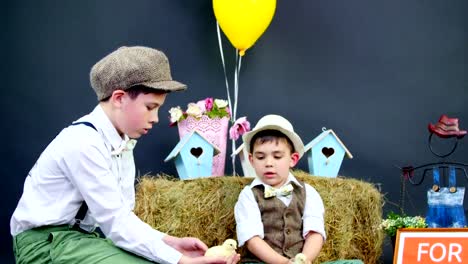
[13,225,154,264]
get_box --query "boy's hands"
[170,237,208,257]
[164,236,240,264]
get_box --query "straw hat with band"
[90,46,187,101]
[242,114,305,158]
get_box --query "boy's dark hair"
[100,85,166,102]
[249,129,295,154]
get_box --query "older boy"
[11,46,240,264]
[234,114,326,264]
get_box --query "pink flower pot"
[178,116,229,176]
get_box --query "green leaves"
[206,105,230,119]
[381,212,427,237]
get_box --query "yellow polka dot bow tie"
[264,183,294,198]
[111,139,137,156]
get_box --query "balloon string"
[230,50,243,176]
[216,22,233,120]
[233,51,238,122]
[231,51,239,176]
[235,55,242,122]
[231,136,236,175]
[217,21,237,176]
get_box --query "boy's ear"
[248,153,254,164]
[290,152,300,167]
[110,89,126,106]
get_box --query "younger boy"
[234,114,326,264]
[11,46,240,264]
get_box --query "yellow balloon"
[213,0,276,56]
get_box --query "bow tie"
[111,139,137,156]
[264,183,294,198]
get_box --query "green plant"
[381,212,427,237]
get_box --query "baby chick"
[204,239,238,257]
[293,253,307,264]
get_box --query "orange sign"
[394,228,468,264]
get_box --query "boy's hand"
[164,236,240,264]
[168,237,208,257]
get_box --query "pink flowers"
[169,98,250,140]
[204,98,214,112]
[229,117,251,140]
[169,97,230,126]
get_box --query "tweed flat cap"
[90,46,187,100]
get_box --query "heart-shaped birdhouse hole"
[190,147,203,158]
[322,147,335,158]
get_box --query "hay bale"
[134,171,384,263]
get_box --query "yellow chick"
[204,239,237,257]
[293,253,307,264]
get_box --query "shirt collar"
[250,172,303,189]
[88,105,129,153]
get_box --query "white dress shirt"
[234,173,326,247]
[11,105,182,264]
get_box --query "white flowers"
[214,99,228,108]
[186,103,203,118]
[381,213,427,237]
[169,106,183,123]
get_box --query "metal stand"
[397,133,467,214]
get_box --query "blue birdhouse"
[304,128,353,178]
[164,131,220,180]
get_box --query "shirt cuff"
[237,221,263,247]
[303,219,326,241]
[151,230,183,264]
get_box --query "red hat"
[428,114,467,139]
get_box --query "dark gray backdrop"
[3,1,468,263]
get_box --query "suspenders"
[70,121,96,231]
[71,121,97,131]
[432,166,457,193]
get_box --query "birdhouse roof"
[164,130,220,162]
[304,129,353,158]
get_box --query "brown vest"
[244,181,305,261]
